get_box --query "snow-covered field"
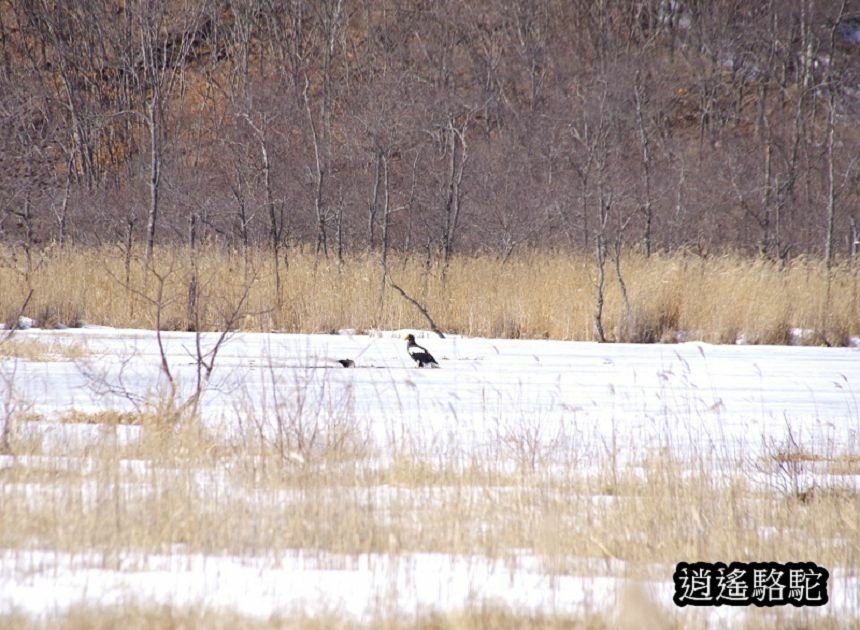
[1,327,859,626]
[9,327,860,457]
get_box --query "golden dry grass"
[57,410,142,425]
[1,245,858,626]
[1,245,858,343]
[2,604,853,630]
[1,398,858,627]
[0,337,88,361]
[0,603,628,630]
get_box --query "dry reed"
[1,245,858,344]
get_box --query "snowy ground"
[8,327,860,459]
[1,327,859,625]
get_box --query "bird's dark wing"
[409,350,437,364]
[408,345,427,357]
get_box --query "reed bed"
[2,245,858,344]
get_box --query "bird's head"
[404,334,415,342]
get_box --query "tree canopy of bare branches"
[1,0,859,262]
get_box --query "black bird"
[337,359,355,368]
[404,334,439,368]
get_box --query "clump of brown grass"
[0,245,858,344]
[0,337,88,361]
[58,410,142,425]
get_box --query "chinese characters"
[673,562,829,607]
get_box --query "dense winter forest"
[1,0,859,265]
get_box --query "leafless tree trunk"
[144,99,161,269]
[593,198,608,343]
[591,123,612,343]
[261,128,284,307]
[441,114,469,269]
[303,77,328,257]
[123,217,135,318]
[633,70,654,257]
[823,1,849,275]
[226,162,252,286]
[242,112,286,315]
[368,149,382,250]
[377,152,390,320]
[186,212,199,332]
[335,196,345,265]
[53,156,73,247]
[824,88,836,276]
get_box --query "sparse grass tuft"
[0,337,88,361]
[59,410,142,425]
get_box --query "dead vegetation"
[0,246,858,344]
[0,336,88,361]
[0,388,857,627]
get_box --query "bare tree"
[633,69,655,257]
[823,1,849,276]
[125,0,209,267]
[2,0,860,301]
[241,111,289,314]
[442,114,469,267]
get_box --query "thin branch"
[385,273,445,339]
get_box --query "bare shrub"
[247,358,368,467]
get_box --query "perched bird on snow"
[404,334,439,368]
[337,359,355,368]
